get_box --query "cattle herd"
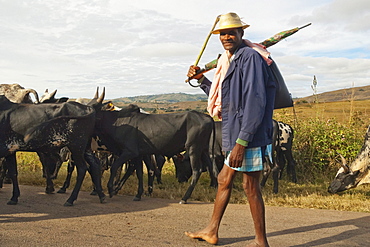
[0,83,368,207]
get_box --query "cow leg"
[113,161,136,195]
[0,158,8,188]
[57,160,75,193]
[180,150,203,204]
[285,151,297,183]
[43,162,55,194]
[107,154,131,197]
[4,171,12,184]
[133,158,144,201]
[203,151,218,188]
[113,163,124,187]
[272,148,283,193]
[271,164,280,194]
[51,158,63,180]
[180,168,202,204]
[277,152,286,180]
[37,152,55,194]
[260,155,272,188]
[45,176,55,194]
[143,155,155,196]
[84,151,106,203]
[64,154,88,206]
[90,166,106,196]
[5,154,20,205]
[154,155,165,184]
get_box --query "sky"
[1,0,370,100]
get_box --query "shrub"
[291,118,364,183]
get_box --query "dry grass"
[124,99,370,124]
[8,99,370,213]
[288,100,370,124]
[14,155,370,213]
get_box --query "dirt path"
[0,185,369,247]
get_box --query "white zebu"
[328,125,370,193]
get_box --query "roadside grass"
[7,100,370,213]
[14,154,370,213]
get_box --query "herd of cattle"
[0,83,369,206]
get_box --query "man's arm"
[199,76,212,96]
[187,65,212,96]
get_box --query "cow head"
[328,168,360,193]
[172,153,192,183]
[39,89,69,103]
[0,83,40,104]
[328,154,361,193]
[87,87,105,107]
[328,126,370,194]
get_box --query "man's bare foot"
[184,231,218,245]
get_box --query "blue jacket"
[201,43,276,151]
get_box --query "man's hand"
[187,65,204,80]
[228,143,245,168]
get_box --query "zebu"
[328,125,370,193]
[0,94,106,206]
[93,104,218,204]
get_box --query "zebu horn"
[24,89,40,103]
[338,153,350,173]
[97,87,105,103]
[49,89,57,98]
[94,87,99,99]
[40,89,57,102]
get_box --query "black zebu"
[174,120,297,194]
[52,99,161,197]
[94,104,218,204]
[0,95,105,206]
[0,88,70,192]
[172,120,224,183]
[0,83,40,187]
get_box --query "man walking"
[185,12,276,247]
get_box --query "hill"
[295,85,370,103]
[107,85,370,105]
[111,93,207,104]
[99,86,370,114]
[73,85,370,113]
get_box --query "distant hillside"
[295,85,370,103]
[111,93,207,104]
[77,86,370,106]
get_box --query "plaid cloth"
[225,144,272,172]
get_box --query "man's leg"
[185,164,237,245]
[242,171,269,247]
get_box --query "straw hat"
[212,12,250,34]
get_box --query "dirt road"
[0,185,369,247]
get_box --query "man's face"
[219,28,243,54]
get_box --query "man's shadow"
[218,215,370,246]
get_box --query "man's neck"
[228,42,243,55]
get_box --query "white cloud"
[128,42,198,57]
[0,0,369,100]
[277,55,370,97]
